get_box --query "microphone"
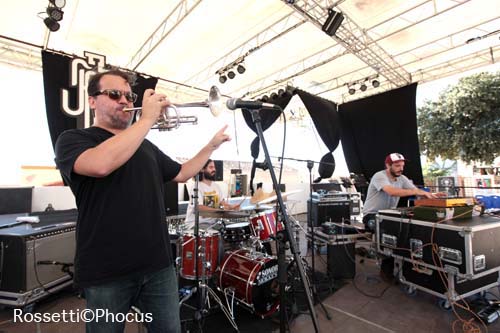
[226,98,280,110]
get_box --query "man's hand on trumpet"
[139,89,170,125]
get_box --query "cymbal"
[258,189,302,204]
[240,204,274,212]
[199,209,250,219]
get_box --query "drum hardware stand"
[247,108,320,333]
[184,173,239,332]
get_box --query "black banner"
[41,50,158,151]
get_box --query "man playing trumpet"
[55,69,230,333]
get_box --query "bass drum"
[218,249,279,317]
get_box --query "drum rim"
[225,221,250,228]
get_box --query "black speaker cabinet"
[164,181,178,216]
[308,199,350,227]
[0,187,32,214]
[214,160,224,181]
[0,223,76,293]
[327,242,355,279]
[437,176,456,196]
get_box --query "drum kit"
[173,190,303,328]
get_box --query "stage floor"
[1,218,500,332]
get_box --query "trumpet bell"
[208,85,222,117]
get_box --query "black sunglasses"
[92,89,138,103]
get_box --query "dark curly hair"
[87,69,136,96]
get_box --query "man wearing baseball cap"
[362,153,437,230]
[362,153,439,282]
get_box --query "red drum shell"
[179,230,219,280]
[218,249,279,317]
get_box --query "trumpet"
[123,86,222,131]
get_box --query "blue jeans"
[84,265,181,333]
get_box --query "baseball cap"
[385,153,406,165]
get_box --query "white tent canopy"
[1,0,499,103]
[1,0,499,187]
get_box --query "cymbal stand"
[247,108,320,333]
[185,173,238,332]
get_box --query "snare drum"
[178,230,220,280]
[223,222,253,243]
[218,249,279,317]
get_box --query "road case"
[376,210,500,304]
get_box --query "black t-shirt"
[55,127,181,288]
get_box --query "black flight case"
[376,209,500,306]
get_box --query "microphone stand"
[248,108,320,333]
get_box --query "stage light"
[219,75,227,84]
[47,7,64,21]
[348,87,355,95]
[270,92,278,99]
[322,9,344,37]
[227,71,235,79]
[372,79,380,88]
[49,0,66,8]
[360,83,367,92]
[44,17,60,31]
[236,64,246,74]
[261,95,269,102]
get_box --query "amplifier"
[327,242,355,279]
[0,222,76,294]
[308,198,350,227]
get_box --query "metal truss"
[314,16,500,97]
[366,0,471,43]
[240,0,481,99]
[127,0,203,70]
[411,45,500,83]
[239,44,349,98]
[0,38,42,72]
[328,44,500,104]
[185,11,307,85]
[282,0,411,86]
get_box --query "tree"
[417,72,500,164]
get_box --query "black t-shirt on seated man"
[55,127,181,288]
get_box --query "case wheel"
[438,298,452,311]
[401,284,417,296]
[21,303,35,313]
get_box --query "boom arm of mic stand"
[248,109,320,333]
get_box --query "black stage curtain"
[242,94,292,195]
[42,50,157,151]
[338,83,424,186]
[296,89,340,181]
[242,90,342,192]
